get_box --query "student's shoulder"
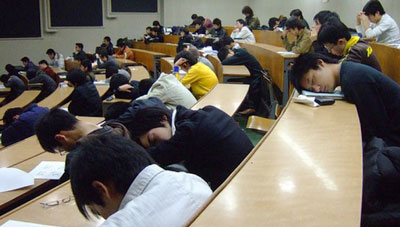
[341,62,380,83]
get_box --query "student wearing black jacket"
[100,36,114,56]
[20,57,38,80]
[129,106,254,190]
[144,28,164,44]
[73,43,88,61]
[194,19,206,35]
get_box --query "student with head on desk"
[73,43,88,61]
[230,19,256,43]
[105,65,130,81]
[174,50,218,99]
[281,16,313,54]
[242,6,260,30]
[100,36,114,56]
[0,74,25,107]
[46,48,65,69]
[114,39,134,61]
[318,19,382,71]
[96,49,120,69]
[20,56,38,80]
[69,134,211,226]
[185,44,215,72]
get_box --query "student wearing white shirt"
[70,134,212,227]
[230,19,256,43]
[356,0,400,45]
[46,48,65,69]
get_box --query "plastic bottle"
[173,66,180,80]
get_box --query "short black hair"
[289,53,339,93]
[191,14,198,20]
[218,47,230,61]
[146,26,151,30]
[46,49,56,55]
[313,10,340,25]
[75,43,84,50]
[110,74,129,91]
[35,108,78,153]
[21,57,30,62]
[213,18,222,26]
[67,68,87,86]
[103,36,111,42]
[5,64,16,74]
[104,102,130,121]
[138,78,155,96]
[81,59,92,72]
[99,48,109,58]
[363,0,385,16]
[153,20,161,26]
[242,6,254,17]
[285,16,305,30]
[268,17,279,29]
[116,38,125,48]
[105,65,119,79]
[194,19,203,26]
[38,60,48,65]
[151,27,159,33]
[129,107,172,140]
[174,50,198,66]
[221,36,235,47]
[236,19,246,26]
[290,9,304,20]
[70,133,154,219]
[3,107,23,125]
[0,74,10,83]
[318,19,351,44]
[179,27,190,35]
[197,16,205,22]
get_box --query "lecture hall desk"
[0,91,41,121]
[189,100,362,226]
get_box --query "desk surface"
[190,100,362,226]
[49,67,66,75]
[0,91,41,120]
[222,65,250,77]
[191,84,249,116]
[127,66,150,81]
[37,86,74,108]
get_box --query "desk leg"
[283,58,294,106]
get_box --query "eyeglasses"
[40,196,74,208]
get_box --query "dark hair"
[38,60,48,65]
[153,20,160,26]
[105,66,119,79]
[313,10,340,25]
[81,59,92,72]
[67,68,87,86]
[116,38,125,48]
[285,16,305,30]
[3,107,23,125]
[242,6,254,17]
[290,9,304,20]
[213,18,222,26]
[146,26,152,30]
[197,16,205,22]
[151,27,159,33]
[138,78,155,96]
[0,74,10,83]
[70,133,154,219]
[103,36,111,42]
[99,48,109,58]
[268,17,279,30]
[191,14,198,20]
[20,57,30,62]
[289,53,339,93]
[236,19,246,26]
[218,47,230,61]
[104,102,130,121]
[221,36,235,47]
[179,27,190,35]
[5,64,17,75]
[129,107,172,139]
[110,74,129,91]
[174,50,198,66]
[318,19,351,44]
[194,19,203,26]
[75,43,84,50]
[35,108,78,153]
[46,49,56,55]
[363,0,385,16]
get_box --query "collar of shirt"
[343,36,360,56]
[118,164,164,210]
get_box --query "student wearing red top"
[114,39,134,61]
[38,60,60,84]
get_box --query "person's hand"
[118,84,133,92]
[356,12,363,25]
[360,13,369,24]
[95,53,99,59]
[281,29,288,39]
[174,57,188,67]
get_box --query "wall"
[0,0,160,74]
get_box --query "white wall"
[0,1,160,74]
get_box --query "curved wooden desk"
[370,42,400,84]
[189,100,362,226]
[37,86,74,108]
[160,57,175,74]
[0,91,41,120]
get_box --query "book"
[302,90,344,100]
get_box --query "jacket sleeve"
[290,34,313,54]
[180,68,198,86]
[364,21,391,39]
[282,36,295,51]
[29,74,43,84]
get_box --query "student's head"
[20,57,30,67]
[67,68,87,87]
[105,66,119,79]
[5,64,17,74]
[116,39,126,48]
[221,36,235,49]
[99,49,109,62]
[363,0,385,23]
[185,44,200,59]
[38,60,49,70]
[151,27,159,36]
[218,47,234,61]
[129,107,172,148]
[289,53,339,93]
[46,49,56,60]
[138,78,155,96]
[174,50,198,72]
[146,26,152,34]
[235,19,246,29]
[179,27,189,37]
[241,6,254,18]
[103,36,111,46]
[290,9,304,20]
[35,108,79,153]
[312,11,340,34]
[197,16,205,24]
[191,14,198,21]
[104,102,130,121]
[194,19,203,30]
[110,74,129,91]
[268,17,280,30]
[75,43,84,52]
[3,107,23,126]
[318,20,351,56]
[153,20,161,28]
[80,59,92,73]
[0,74,10,84]
[212,18,222,29]
[70,133,154,219]
[285,16,306,35]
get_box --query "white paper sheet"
[0,168,34,193]
[1,220,59,227]
[29,161,65,180]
